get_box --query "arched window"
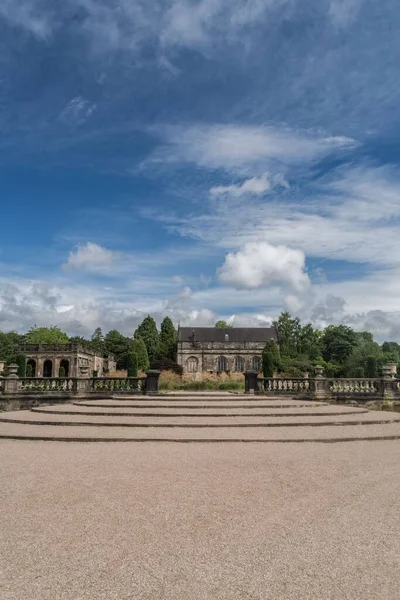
[187,356,199,373]
[43,359,53,378]
[217,356,228,372]
[251,356,261,372]
[234,356,245,372]
[59,359,69,377]
[26,359,36,377]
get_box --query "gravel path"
[1,440,400,600]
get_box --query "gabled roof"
[178,327,278,343]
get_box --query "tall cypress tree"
[134,316,160,364]
[159,317,177,361]
[131,338,149,372]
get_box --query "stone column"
[145,370,161,395]
[37,357,44,378]
[244,370,259,394]
[4,364,20,394]
[312,365,328,401]
[381,365,398,400]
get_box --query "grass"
[159,370,245,391]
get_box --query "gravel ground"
[1,440,400,600]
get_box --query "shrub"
[26,363,33,377]
[151,358,183,375]
[159,370,182,390]
[126,352,139,377]
[59,366,66,378]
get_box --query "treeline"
[262,312,400,378]
[1,312,399,379]
[0,316,180,377]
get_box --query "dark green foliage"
[365,355,378,378]
[131,338,149,372]
[104,330,132,369]
[382,341,400,354]
[92,370,98,378]
[273,312,302,357]
[134,316,160,364]
[262,340,280,377]
[26,363,33,377]
[151,358,183,375]
[25,326,69,344]
[127,352,139,377]
[215,320,233,328]
[159,317,177,361]
[59,366,66,378]
[322,325,358,364]
[0,331,25,363]
[91,327,105,354]
[13,354,26,377]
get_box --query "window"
[217,356,228,372]
[251,356,261,372]
[187,356,199,372]
[234,356,245,372]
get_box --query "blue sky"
[1,0,400,339]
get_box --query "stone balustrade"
[0,365,160,396]
[245,366,400,400]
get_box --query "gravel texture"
[1,440,400,600]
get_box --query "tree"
[262,340,280,377]
[215,320,233,329]
[126,352,138,377]
[13,353,26,377]
[298,324,322,359]
[131,338,149,372]
[134,316,160,364]
[104,330,132,369]
[25,326,69,344]
[273,312,302,358]
[159,317,177,361]
[91,327,105,354]
[0,331,25,363]
[365,355,378,378]
[322,325,358,365]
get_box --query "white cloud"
[60,97,96,124]
[218,241,311,293]
[210,173,288,197]
[63,242,116,273]
[150,124,356,171]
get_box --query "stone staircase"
[1,393,400,442]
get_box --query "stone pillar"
[244,370,259,394]
[37,357,44,378]
[381,365,398,400]
[4,364,20,394]
[312,365,328,401]
[145,370,161,395]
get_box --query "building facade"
[19,343,116,378]
[177,327,278,379]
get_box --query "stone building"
[19,343,116,378]
[177,327,278,379]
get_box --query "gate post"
[244,370,259,394]
[145,370,161,394]
[311,365,328,401]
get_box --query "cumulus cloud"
[210,173,288,197]
[63,242,116,273]
[218,241,311,293]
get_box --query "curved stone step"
[32,405,368,417]
[2,420,400,442]
[74,399,325,408]
[0,409,398,428]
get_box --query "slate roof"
[178,327,278,343]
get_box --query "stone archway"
[59,359,69,377]
[26,359,36,377]
[43,359,53,378]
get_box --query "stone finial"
[382,365,395,379]
[314,365,324,377]
[7,363,19,377]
